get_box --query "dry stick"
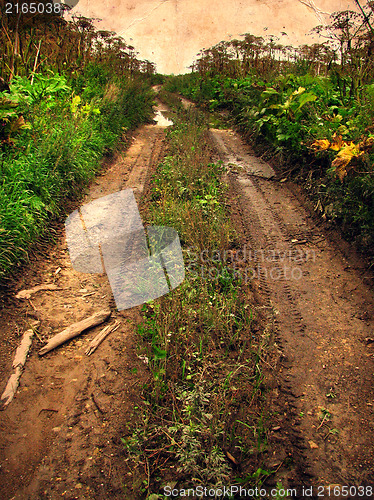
[15,283,62,300]
[1,329,34,407]
[317,413,329,430]
[85,321,120,356]
[39,310,111,356]
[28,299,37,311]
[30,39,41,85]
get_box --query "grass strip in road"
[122,105,277,496]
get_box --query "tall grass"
[0,68,155,279]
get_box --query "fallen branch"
[1,328,34,408]
[39,310,111,356]
[38,408,59,416]
[15,283,62,300]
[85,320,120,356]
[91,392,105,413]
[1,368,23,409]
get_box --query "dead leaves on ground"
[311,134,374,181]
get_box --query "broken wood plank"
[85,320,120,356]
[39,310,111,356]
[1,328,34,408]
[15,284,62,300]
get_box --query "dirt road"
[210,127,374,488]
[0,102,373,498]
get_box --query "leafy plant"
[0,92,31,145]
[270,86,317,120]
[10,72,71,109]
[312,133,374,180]
[70,94,100,116]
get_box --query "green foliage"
[169,64,374,257]
[10,72,71,109]
[0,93,20,121]
[71,63,112,100]
[0,92,31,144]
[0,70,154,278]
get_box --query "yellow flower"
[311,139,330,151]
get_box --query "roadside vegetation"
[165,3,374,258]
[0,2,156,279]
[121,104,280,497]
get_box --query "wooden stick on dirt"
[1,328,34,408]
[15,283,62,300]
[85,320,120,356]
[39,310,111,356]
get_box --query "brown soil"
[211,127,374,492]
[1,104,374,499]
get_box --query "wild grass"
[123,104,275,496]
[0,70,155,279]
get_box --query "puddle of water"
[154,110,173,127]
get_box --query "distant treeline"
[191,6,374,98]
[0,0,156,81]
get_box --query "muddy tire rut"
[211,127,374,489]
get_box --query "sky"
[67,0,358,74]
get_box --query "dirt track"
[211,127,374,488]
[0,102,374,498]
[0,106,168,500]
